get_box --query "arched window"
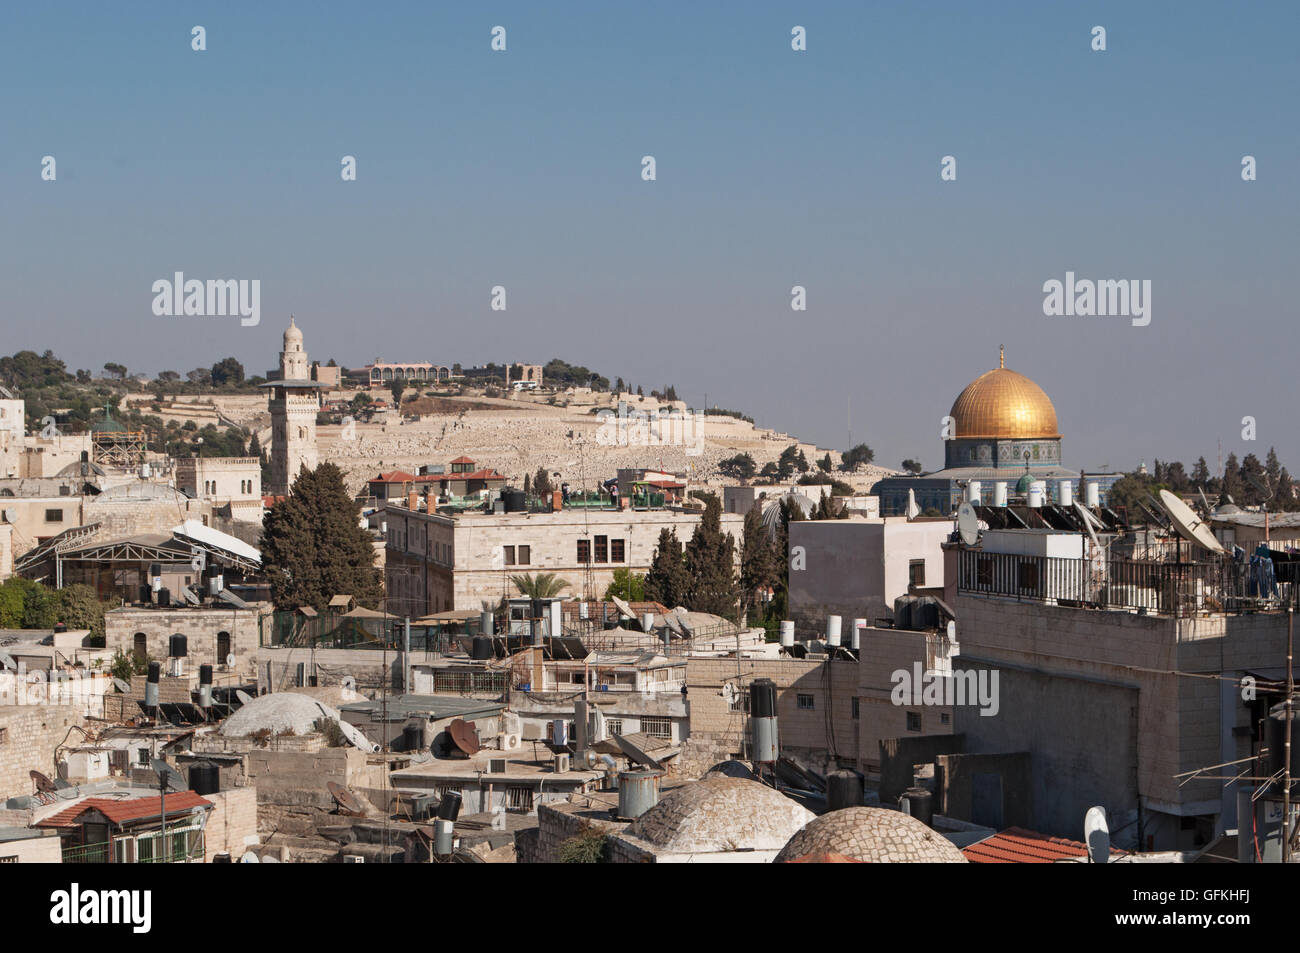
[133,633,147,663]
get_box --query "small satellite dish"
[336,718,380,753]
[327,780,367,815]
[150,758,186,793]
[0,651,15,672]
[239,852,260,863]
[235,689,254,705]
[112,677,131,693]
[945,620,956,641]
[30,770,57,795]
[673,608,695,638]
[610,595,634,619]
[721,683,737,706]
[1083,806,1110,864]
[341,675,356,692]
[956,502,980,547]
[662,613,683,637]
[1158,489,1225,554]
[2,508,15,525]
[225,654,236,668]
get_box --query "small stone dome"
[776,807,968,863]
[220,692,337,738]
[283,316,303,346]
[623,778,814,853]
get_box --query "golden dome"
[949,350,1059,439]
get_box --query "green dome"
[1015,472,1034,494]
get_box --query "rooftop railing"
[956,550,1299,617]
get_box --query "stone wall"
[682,656,859,777]
[0,705,83,800]
[107,604,267,680]
[203,787,259,861]
[529,800,625,863]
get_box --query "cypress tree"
[645,528,689,608]
[261,462,383,613]
[683,495,740,620]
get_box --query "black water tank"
[403,724,424,753]
[199,664,213,686]
[188,761,220,796]
[901,786,934,828]
[750,678,778,718]
[147,661,161,684]
[1265,710,1300,778]
[169,633,187,658]
[157,588,171,608]
[138,585,152,604]
[437,790,462,821]
[503,489,526,512]
[826,768,864,812]
[470,636,492,660]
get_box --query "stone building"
[383,504,745,615]
[175,457,263,523]
[263,317,322,496]
[106,603,269,681]
[774,806,967,863]
[0,704,83,800]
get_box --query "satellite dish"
[336,718,381,753]
[721,683,737,706]
[906,488,920,520]
[235,689,254,705]
[1073,501,1103,551]
[2,508,15,524]
[945,620,956,641]
[30,770,57,795]
[956,502,980,547]
[673,608,695,638]
[226,654,236,667]
[111,677,131,693]
[341,675,356,692]
[239,852,260,863]
[327,781,367,815]
[610,595,634,619]
[1083,806,1110,864]
[448,719,480,756]
[150,758,186,793]
[662,613,683,637]
[0,651,15,671]
[1157,490,1225,554]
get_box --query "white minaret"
[266,316,321,496]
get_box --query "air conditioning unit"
[553,753,570,774]
[497,731,520,751]
[488,758,508,774]
[343,855,365,864]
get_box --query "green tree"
[510,572,570,599]
[261,463,383,613]
[683,495,740,620]
[389,379,405,406]
[817,453,833,473]
[902,459,923,475]
[604,568,646,602]
[210,357,245,387]
[740,506,777,617]
[533,468,553,500]
[840,443,875,471]
[645,528,689,608]
[719,453,757,481]
[1191,456,1210,485]
[110,648,148,683]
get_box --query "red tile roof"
[449,456,475,465]
[370,470,418,483]
[36,792,213,828]
[962,827,1125,863]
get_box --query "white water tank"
[826,615,842,646]
[851,618,866,650]
[993,482,1008,507]
[1058,480,1073,507]
[1027,481,1046,508]
[1085,481,1100,508]
[968,481,981,505]
[779,620,795,648]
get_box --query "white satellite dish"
[610,595,635,619]
[341,675,356,692]
[1157,489,1225,554]
[235,689,255,705]
[1083,806,1110,864]
[906,488,920,520]
[239,852,260,863]
[2,508,15,525]
[721,683,737,706]
[956,502,980,547]
[226,654,236,667]
[337,718,381,753]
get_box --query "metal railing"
[956,550,1299,617]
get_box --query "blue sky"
[1,1,1296,473]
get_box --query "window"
[0,856,16,864]
[909,559,926,588]
[502,546,516,567]
[517,545,530,565]
[594,535,608,563]
[44,509,63,523]
[137,748,150,766]
[940,712,951,725]
[606,719,623,737]
[851,697,860,720]
[610,538,625,563]
[641,717,672,740]
[0,727,7,745]
[505,786,534,813]
[906,711,922,732]
[217,632,231,665]
[797,694,815,710]
[577,539,591,563]
[133,633,147,663]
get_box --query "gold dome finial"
[999,345,1004,369]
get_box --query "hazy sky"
[2,2,1296,474]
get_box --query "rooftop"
[963,827,1127,863]
[35,791,212,828]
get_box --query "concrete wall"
[934,751,1033,831]
[0,833,63,863]
[878,733,965,806]
[788,519,949,634]
[82,493,211,540]
[856,625,955,772]
[0,704,83,800]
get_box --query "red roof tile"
[36,792,213,828]
[449,456,475,465]
[962,827,1125,864]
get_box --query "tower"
[263,316,322,496]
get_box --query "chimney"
[407,489,419,512]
